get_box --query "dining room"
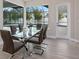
[1,0,79,59]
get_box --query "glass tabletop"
[12,26,40,40]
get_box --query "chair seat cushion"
[27,37,41,44]
[13,40,25,53]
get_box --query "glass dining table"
[12,26,41,42]
[11,26,41,55]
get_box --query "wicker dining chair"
[0,30,27,59]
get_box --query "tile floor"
[0,38,79,59]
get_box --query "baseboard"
[47,36,56,39]
[56,36,69,39]
[47,35,79,43]
[68,38,79,43]
[47,35,69,39]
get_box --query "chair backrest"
[42,24,48,39]
[0,30,14,54]
[18,24,23,32]
[37,24,48,44]
[38,28,44,44]
[10,26,17,35]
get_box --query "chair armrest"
[33,32,40,38]
[11,36,19,40]
[36,32,40,34]
[33,34,39,38]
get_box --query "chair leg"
[24,45,32,56]
[10,54,15,59]
[24,45,28,51]
[33,49,44,55]
[41,49,44,55]
[41,43,48,50]
[33,46,44,55]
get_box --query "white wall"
[0,0,3,44]
[47,0,75,39]
[25,0,48,7]
[73,0,79,41]
[0,0,3,29]
[47,0,79,42]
